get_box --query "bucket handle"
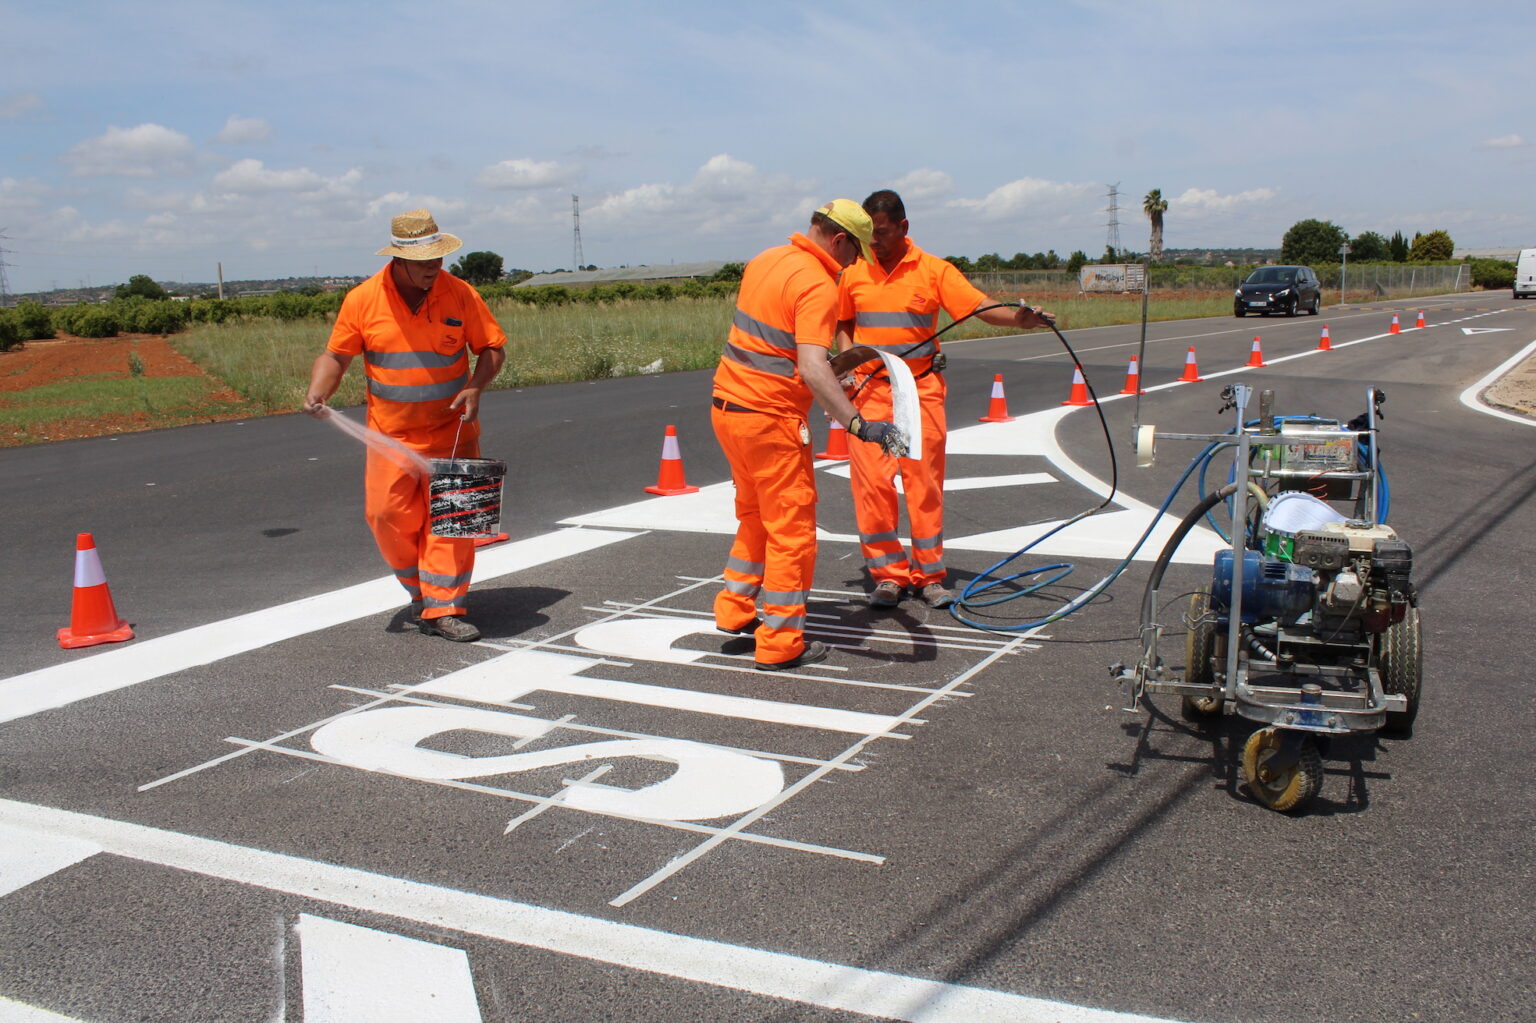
[449,417,464,465]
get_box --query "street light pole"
[1339,241,1350,305]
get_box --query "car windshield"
[1246,268,1297,285]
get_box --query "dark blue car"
[1234,265,1322,317]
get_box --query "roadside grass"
[0,374,259,443]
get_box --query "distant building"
[515,262,732,288]
[1455,247,1522,263]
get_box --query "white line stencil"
[299,914,482,1023]
[0,824,100,899]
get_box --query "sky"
[1,0,1532,293]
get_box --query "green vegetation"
[450,250,504,285]
[115,274,171,301]
[1282,219,1348,265]
[1409,229,1454,261]
[1470,258,1515,289]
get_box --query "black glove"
[848,415,909,458]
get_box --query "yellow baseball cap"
[818,199,875,264]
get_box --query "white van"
[1517,248,1536,299]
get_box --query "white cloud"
[1481,134,1526,149]
[0,177,49,210]
[587,154,811,238]
[890,169,954,203]
[1171,186,1278,211]
[212,158,323,193]
[474,157,572,190]
[64,123,196,177]
[214,115,271,144]
[947,177,1100,217]
[0,91,43,119]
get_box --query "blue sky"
[2,0,1532,292]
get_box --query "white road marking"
[1458,335,1536,427]
[0,528,640,725]
[299,914,483,1023]
[0,800,1184,1023]
[817,466,1057,493]
[1461,326,1510,334]
[0,998,88,1022]
[0,824,99,899]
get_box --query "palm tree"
[1143,189,1168,263]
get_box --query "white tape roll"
[1136,424,1157,467]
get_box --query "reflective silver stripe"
[392,567,419,580]
[865,550,908,569]
[724,578,761,596]
[733,309,797,351]
[421,595,462,609]
[761,589,807,606]
[857,339,936,358]
[420,569,474,589]
[914,557,946,573]
[726,556,765,576]
[364,349,465,370]
[367,372,468,403]
[762,612,805,631]
[860,530,901,546]
[398,583,422,598]
[856,311,934,329]
[911,533,944,550]
[721,340,796,378]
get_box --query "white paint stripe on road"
[299,914,483,1023]
[0,997,88,1022]
[0,528,640,726]
[1459,336,1536,427]
[817,466,1058,492]
[0,799,1184,1023]
[0,824,100,899]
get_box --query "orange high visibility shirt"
[329,266,507,437]
[712,233,843,418]
[837,239,987,374]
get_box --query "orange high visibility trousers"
[849,374,947,588]
[364,433,478,620]
[711,406,817,665]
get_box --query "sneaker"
[919,583,957,608]
[419,614,481,642]
[868,580,904,608]
[756,641,829,672]
[716,617,762,636]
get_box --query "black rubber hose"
[1140,482,1239,625]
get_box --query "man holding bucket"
[304,209,507,642]
[712,200,907,672]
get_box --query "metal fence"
[967,263,1472,299]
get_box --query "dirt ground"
[1482,351,1536,416]
[0,333,260,444]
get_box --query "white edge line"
[0,997,89,1022]
[0,527,641,725]
[1458,336,1536,427]
[0,799,1182,1023]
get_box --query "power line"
[0,228,12,304]
[572,194,584,271]
[1104,184,1122,261]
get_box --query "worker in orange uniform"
[304,209,507,642]
[836,189,1053,609]
[713,200,908,671]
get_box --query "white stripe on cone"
[661,433,682,460]
[74,547,107,589]
[990,379,1005,397]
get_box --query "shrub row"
[479,279,741,307]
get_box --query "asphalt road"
[2,292,1533,1023]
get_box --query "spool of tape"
[1136,424,1157,467]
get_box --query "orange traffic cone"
[815,418,850,460]
[644,425,700,496]
[57,533,134,649]
[1179,346,1204,382]
[1061,366,1092,407]
[1247,336,1267,368]
[978,373,1016,422]
[1317,325,1332,351]
[1119,355,1145,395]
[1389,314,1401,334]
[1414,310,1425,329]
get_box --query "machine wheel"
[1182,586,1223,721]
[1378,605,1422,736]
[1242,728,1323,812]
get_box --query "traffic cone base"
[1247,336,1266,368]
[979,373,1016,422]
[1061,367,1092,407]
[1119,356,1145,395]
[57,533,134,649]
[815,419,850,460]
[1179,346,1204,382]
[645,425,700,496]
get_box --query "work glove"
[848,415,909,458]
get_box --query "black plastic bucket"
[428,457,507,538]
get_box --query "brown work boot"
[919,583,957,608]
[868,580,903,608]
[419,614,481,642]
[756,641,830,672]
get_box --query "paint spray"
[315,406,432,477]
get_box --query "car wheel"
[1285,299,1298,317]
[1236,307,1247,317]
[1309,295,1321,315]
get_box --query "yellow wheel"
[1241,728,1323,812]
[1181,586,1223,721]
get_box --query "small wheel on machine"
[1181,586,1223,721]
[1242,728,1324,812]
[1378,605,1422,736]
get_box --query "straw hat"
[375,208,463,260]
